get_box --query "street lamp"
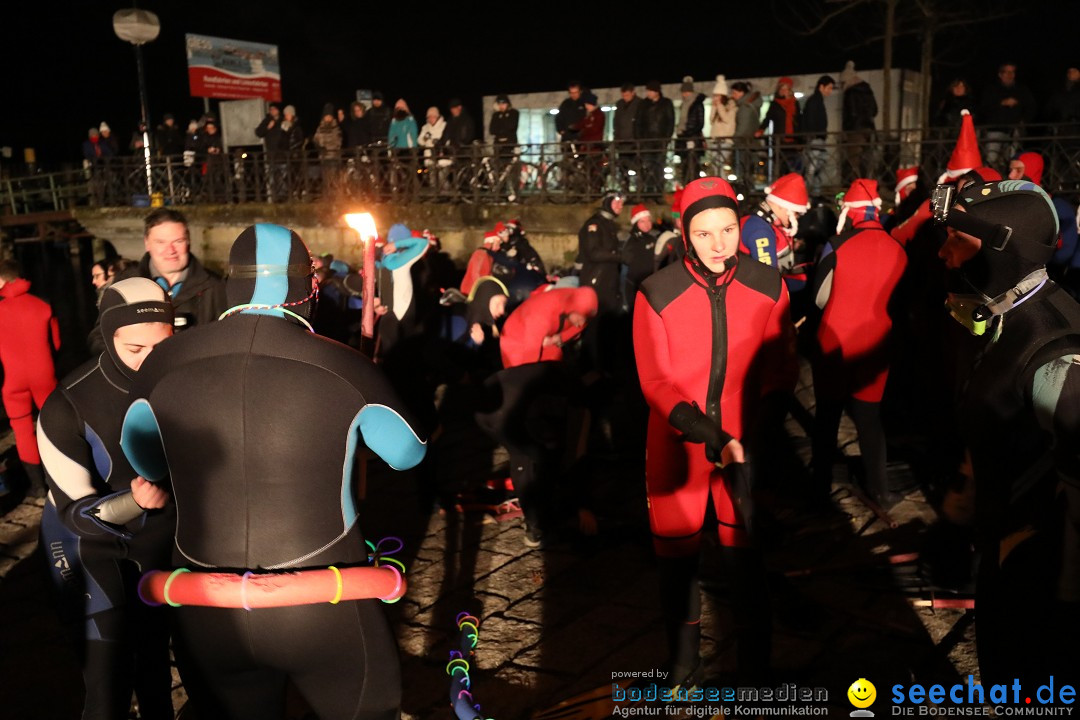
[113,8,160,197]
[344,212,378,350]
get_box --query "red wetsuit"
[0,278,60,464]
[634,256,796,554]
[460,248,494,296]
[500,287,598,368]
[814,217,907,402]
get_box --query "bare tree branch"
[771,0,873,36]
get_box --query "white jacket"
[710,98,736,139]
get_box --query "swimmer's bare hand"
[131,476,169,510]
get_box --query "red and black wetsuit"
[635,253,796,553]
[810,214,907,500]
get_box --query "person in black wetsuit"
[37,277,177,720]
[120,223,429,720]
[934,180,1080,689]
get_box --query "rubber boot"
[657,554,702,687]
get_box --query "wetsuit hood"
[98,277,174,382]
[678,176,740,280]
[951,180,1058,298]
[225,224,316,325]
[465,276,509,328]
[0,277,30,299]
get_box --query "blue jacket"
[388,116,418,149]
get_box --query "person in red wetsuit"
[499,286,598,368]
[474,286,598,546]
[459,231,500,296]
[811,179,908,506]
[0,259,60,495]
[633,177,797,685]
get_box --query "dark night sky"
[2,1,1078,166]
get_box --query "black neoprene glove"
[668,401,733,464]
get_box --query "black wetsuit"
[38,285,176,720]
[123,311,428,720]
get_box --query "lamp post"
[113,8,160,197]
[344,212,378,355]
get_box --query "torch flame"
[344,212,377,239]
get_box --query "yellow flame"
[344,212,376,239]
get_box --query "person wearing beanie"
[578,191,625,313]
[758,77,801,173]
[677,76,707,184]
[810,179,907,507]
[37,277,175,720]
[840,62,878,182]
[622,204,660,309]
[121,223,427,720]
[418,105,446,170]
[366,91,392,140]
[374,222,430,360]
[556,81,587,143]
[933,179,1080,688]
[87,208,226,355]
[710,75,736,170]
[638,81,676,195]
[387,98,418,152]
[98,121,119,156]
[740,172,810,291]
[0,258,59,497]
[489,95,519,170]
[633,176,797,686]
[802,76,836,195]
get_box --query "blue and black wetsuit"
[37,278,177,720]
[122,223,428,720]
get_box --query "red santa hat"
[494,221,509,237]
[938,110,981,183]
[894,166,919,205]
[630,204,651,226]
[837,178,882,233]
[1015,151,1045,187]
[482,231,500,247]
[670,185,685,218]
[765,173,810,216]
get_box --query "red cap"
[494,221,508,235]
[940,110,981,181]
[630,204,651,225]
[1016,152,1044,187]
[837,178,882,232]
[678,177,739,235]
[765,173,810,214]
[483,231,499,246]
[895,166,919,204]
[670,185,685,216]
[778,77,794,88]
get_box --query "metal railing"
[4,125,1080,214]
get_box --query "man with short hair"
[803,75,835,195]
[637,81,676,196]
[0,259,60,496]
[155,114,185,157]
[88,209,226,354]
[489,95,519,171]
[979,62,1036,166]
[614,83,642,187]
[676,76,706,184]
[556,82,587,144]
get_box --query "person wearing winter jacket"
[758,77,801,173]
[677,77,706,184]
[419,106,446,166]
[489,95,519,167]
[731,82,761,182]
[710,75,736,171]
[637,81,676,195]
[802,76,835,195]
[343,101,372,150]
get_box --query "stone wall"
[71,201,669,273]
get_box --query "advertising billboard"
[186,34,281,102]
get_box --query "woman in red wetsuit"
[633,177,797,685]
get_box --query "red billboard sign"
[186,34,281,102]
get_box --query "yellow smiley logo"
[847,678,876,709]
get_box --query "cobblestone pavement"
[0,361,978,720]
